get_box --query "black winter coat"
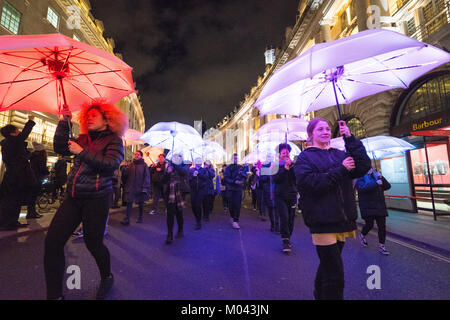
[0,120,37,192]
[124,158,151,203]
[273,161,297,201]
[30,150,49,183]
[356,172,391,219]
[223,164,246,192]
[294,135,371,234]
[54,159,68,184]
[189,167,215,195]
[53,120,124,199]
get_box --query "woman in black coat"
[356,168,391,255]
[121,150,151,225]
[27,142,50,218]
[44,102,127,300]
[294,118,370,300]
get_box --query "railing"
[409,1,450,41]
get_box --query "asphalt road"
[1,197,449,300]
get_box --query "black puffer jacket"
[294,135,370,234]
[53,120,124,199]
[356,171,391,219]
[273,161,297,201]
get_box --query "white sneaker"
[148,210,157,215]
[232,222,240,229]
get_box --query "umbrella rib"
[4,80,53,109]
[64,79,96,100]
[65,69,124,78]
[91,83,131,92]
[302,81,328,114]
[335,81,348,103]
[0,60,49,74]
[68,63,103,97]
[342,78,399,88]
[1,57,52,107]
[0,75,53,85]
[346,63,436,77]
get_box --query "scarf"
[168,170,185,210]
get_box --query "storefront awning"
[410,126,450,137]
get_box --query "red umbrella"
[0,33,135,116]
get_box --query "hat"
[32,141,45,151]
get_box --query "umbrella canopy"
[252,118,308,142]
[252,140,301,157]
[330,135,415,159]
[194,140,227,161]
[255,29,450,118]
[140,121,203,160]
[0,33,135,114]
[123,128,145,147]
[140,146,166,166]
[242,151,270,164]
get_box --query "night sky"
[90,0,300,130]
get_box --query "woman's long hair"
[77,100,128,137]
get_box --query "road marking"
[238,229,253,299]
[383,234,450,264]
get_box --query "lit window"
[1,2,21,34]
[47,7,59,29]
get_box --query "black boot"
[96,273,114,300]
[165,234,173,244]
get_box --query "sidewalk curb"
[356,221,450,260]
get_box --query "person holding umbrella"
[44,101,127,300]
[189,157,208,230]
[163,153,189,244]
[356,168,392,255]
[223,153,246,229]
[273,143,298,254]
[202,160,216,222]
[121,150,151,225]
[0,115,37,230]
[149,154,168,215]
[294,118,370,300]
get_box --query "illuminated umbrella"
[331,136,414,170]
[242,151,270,164]
[139,121,203,161]
[0,33,135,136]
[123,128,145,147]
[252,118,308,142]
[194,140,226,161]
[253,140,301,157]
[255,29,450,119]
[140,146,165,166]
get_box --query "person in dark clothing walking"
[189,158,208,230]
[53,154,67,200]
[149,154,168,215]
[294,118,370,300]
[219,165,229,214]
[258,157,278,232]
[27,142,50,218]
[273,143,298,254]
[121,150,151,225]
[223,153,246,229]
[202,160,216,222]
[356,168,392,255]
[0,116,36,230]
[163,153,189,244]
[44,102,127,300]
[120,160,129,207]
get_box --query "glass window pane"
[47,7,59,29]
[1,2,21,34]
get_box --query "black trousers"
[262,191,277,230]
[361,216,387,244]
[314,241,345,300]
[125,201,144,221]
[44,194,111,299]
[227,190,242,222]
[190,191,204,223]
[202,194,214,218]
[275,195,296,239]
[167,203,183,235]
[0,189,25,228]
[152,182,167,211]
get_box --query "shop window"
[1,2,21,34]
[399,74,450,125]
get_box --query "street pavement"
[0,197,449,300]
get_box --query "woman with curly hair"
[44,101,127,300]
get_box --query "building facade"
[205,0,450,217]
[0,0,145,173]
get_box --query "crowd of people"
[0,105,394,300]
